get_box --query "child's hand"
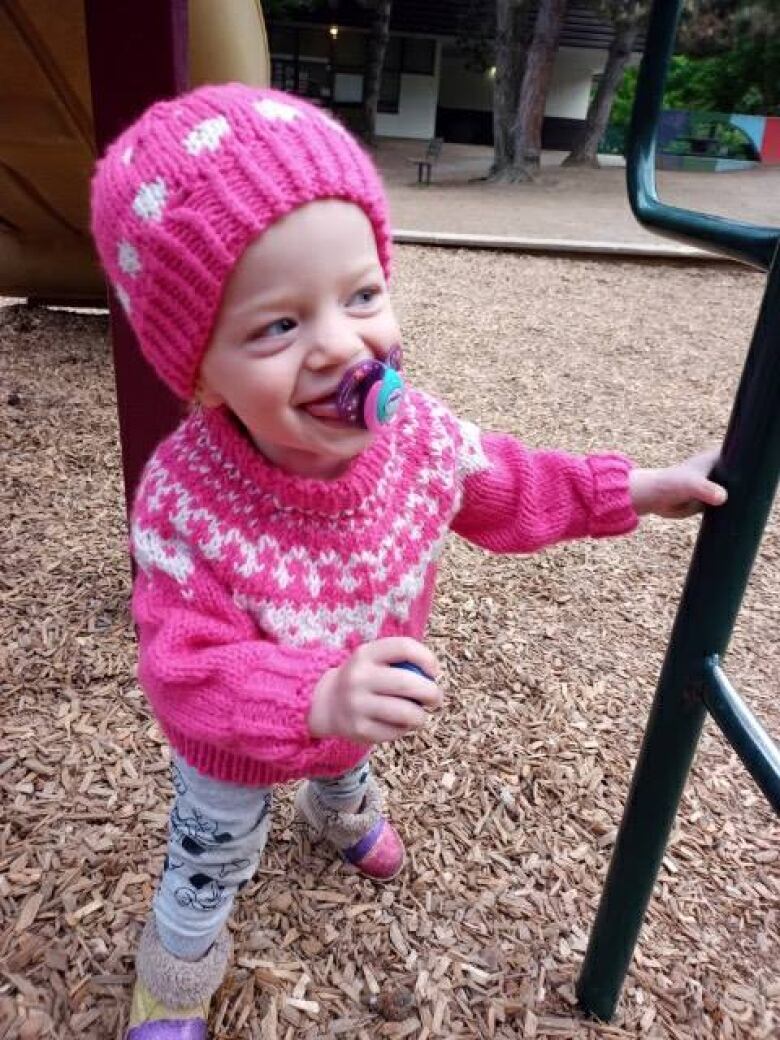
[308,637,442,745]
[629,449,728,519]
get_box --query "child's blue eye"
[255,317,296,339]
[350,286,380,308]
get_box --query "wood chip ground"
[1,249,778,1039]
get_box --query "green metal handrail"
[575,0,780,1022]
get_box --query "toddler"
[89,84,726,1039]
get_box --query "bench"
[408,137,443,184]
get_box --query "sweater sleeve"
[451,428,638,553]
[132,564,361,774]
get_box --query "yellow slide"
[0,0,269,301]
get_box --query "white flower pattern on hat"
[253,98,300,123]
[115,285,132,314]
[133,178,167,223]
[121,145,134,166]
[183,115,231,155]
[118,240,142,277]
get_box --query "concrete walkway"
[375,139,780,260]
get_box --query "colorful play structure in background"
[603,109,780,171]
[658,108,780,171]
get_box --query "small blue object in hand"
[391,661,433,681]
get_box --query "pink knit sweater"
[131,390,637,785]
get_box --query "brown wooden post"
[85,0,188,519]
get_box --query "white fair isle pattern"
[133,392,472,649]
[253,98,300,124]
[121,145,134,166]
[118,240,142,278]
[455,417,490,478]
[115,285,132,315]
[183,115,231,156]
[136,460,451,599]
[133,524,195,584]
[133,178,167,223]
[235,527,449,649]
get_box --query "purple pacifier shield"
[335,358,383,426]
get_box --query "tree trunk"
[488,0,529,179]
[512,0,567,179]
[563,15,641,167]
[362,0,392,146]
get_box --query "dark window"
[270,26,331,104]
[271,58,297,94]
[402,37,435,75]
[297,60,331,102]
[379,69,401,114]
[334,31,366,70]
[298,28,328,60]
[268,26,435,115]
[269,25,295,55]
[384,36,402,71]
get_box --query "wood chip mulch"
[1,248,778,1039]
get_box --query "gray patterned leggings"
[154,754,371,960]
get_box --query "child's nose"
[307,312,362,367]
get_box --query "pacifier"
[336,345,405,432]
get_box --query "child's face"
[198,199,400,479]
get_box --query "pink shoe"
[295,776,405,881]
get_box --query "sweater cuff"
[587,453,638,538]
[236,644,367,771]
[239,643,341,738]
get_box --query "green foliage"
[609,36,780,127]
[599,123,628,155]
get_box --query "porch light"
[488,66,496,77]
[329,25,339,38]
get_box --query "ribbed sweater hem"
[163,724,369,786]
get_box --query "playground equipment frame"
[576,0,780,1021]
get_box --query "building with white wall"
[267,1,641,147]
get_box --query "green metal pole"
[575,0,780,1017]
[576,242,780,1022]
[702,657,780,812]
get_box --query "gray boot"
[126,917,232,1039]
[295,776,405,881]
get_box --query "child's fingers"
[669,500,702,518]
[698,478,728,506]
[360,636,440,679]
[373,666,442,709]
[367,694,428,732]
[363,720,417,745]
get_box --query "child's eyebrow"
[233,290,298,318]
[344,261,383,284]
[233,263,384,320]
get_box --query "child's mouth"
[302,396,356,429]
[304,395,339,419]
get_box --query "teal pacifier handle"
[364,366,404,431]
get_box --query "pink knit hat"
[90,84,392,400]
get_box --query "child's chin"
[317,427,374,454]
